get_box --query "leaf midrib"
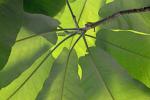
[60,53,71,100]
[82,36,115,100]
[88,52,115,100]
[99,39,150,60]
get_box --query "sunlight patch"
[78,64,82,80]
[106,0,114,4]
[112,29,150,35]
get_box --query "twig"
[78,0,88,23]
[85,34,96,39]
[16,6,150,42]
[16,28,81,42]
[58,26,80,35]
[66,0,79,28]
[85,6,150,30]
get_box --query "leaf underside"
[0,0,150,100]
[0,0,23,70]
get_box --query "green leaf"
[0,51,54,100]
[54,0,105,57]
[23,0,66,17]
[0,12,59,88]
[37,48,85,100]
[0,27,53,88]
[96,29,150,88]
[99,0,150,33]
[0,0,23,70]
[23,12,60,43]
[79,47,150,100]
[23,12,59,34]
[1,0,150,99]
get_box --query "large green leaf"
[0,12,59,99]
[0,51,54,100]
[23,12,59,34]
[1,0,150,99]
[96,29,150,88]
[99,0,150,33]
[0,13,59,88]
[37,48,85,100]
[0,27,52,88]
[23,12,59,43]
[79,47,150,100]
[0,0,23,70]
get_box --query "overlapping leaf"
[23,12,59,43]
[0,12,59,89]
[0,51,54,100]
[96,29,150,88]
[99,0,150,33]
[0,0,23,70]
[0,0,105,99]
[37,48,85,100]
[79,47,150,100]
[0,0,150,99]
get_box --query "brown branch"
[16,6,150,42]
[84,6,150,30]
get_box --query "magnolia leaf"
[96,29,150,88]
[0,0,23,70]
[0,12,59,88]
[0,51,54,100]
[37,48,85,100]
[23,12,59,43]
[0,27,53,88]
[23,12,59,34]
[99,0,150,33]
[0,0,150,99]
[23,0,66,17]
[79,47,150,100]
